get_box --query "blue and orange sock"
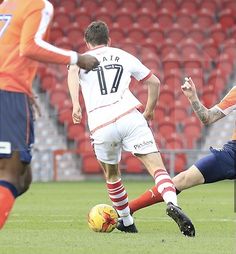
[0,180,18,229]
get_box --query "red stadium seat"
[158,117,176,137]
[184,68,205,89]
[101,0,120,12]
[127,24,146,42]
[135,8,155,27]
[154,105,167,122]
[201,38,219,60]
[123,155,144,174]
[119,0,140,12]
[218,9,235,31]
[165,132,185,149]
[77,137,93,154]
[160,39,180,59]
[221,38,236,58]
[182,54,202,71]
[166,24,185,44]
[209,24,227,46]
[188,24,206,44]
[207,69,227,93]
[156,8,174,30]
[59,0,77,13]
[201,85,219,108]
[199,0,218,12]
[54,37,72,50]
[73,8,92,28]
[80,0,99,13]
[110,23,126,42]
[159,85,176,106]
[142,53,161,74]
[225,0,236,11]
[94,8,114,26]
[180,0,199,12]
[53,7,72,28]
[140,38,158,60]
[176,9,194,32]
[65,22,84,44]
[50,22,64,43]
[158,0,178,12]
[50,89,68,110]
[115,7,134,29]
[163,71,183,91]
[216,53,235,78]
[179,38,201,58]
[183,120,201,148]
[147,24,165,46]
[197,8,215,29]
[140,0,158,11]
[122,38,139,56]
[169,101,189,123]
[174,153,187,173]
[40,71,57,91]
[67,122,86,141]
[82,152,102,174]
[162,52,181,73]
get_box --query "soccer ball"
[88,204,118,233]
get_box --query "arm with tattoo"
[189,97,225,125]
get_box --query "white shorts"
[91,109,158,164]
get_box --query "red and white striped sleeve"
[20,0,78,65]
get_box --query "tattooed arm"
[181,77,226,125]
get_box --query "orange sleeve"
[216,86,236,115]
[19,1,78,65]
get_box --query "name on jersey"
[102,55,120,63]
[134,140,154,150]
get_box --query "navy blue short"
[0,90,34,163]
[194,141,236,183]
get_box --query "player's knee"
[172,172,189,191]
[17,165,32,196]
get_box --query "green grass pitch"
[0,180,235,254]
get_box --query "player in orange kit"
[128,78,236,214]
[0,0,99,229]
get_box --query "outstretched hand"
[181,77,197,100]
[77,54,99,72]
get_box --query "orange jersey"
[216,86,236,140]
[0,0,78,96]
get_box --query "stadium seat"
[216,53,235,78]
[54,37,72,50]
[156,8,174,30]
[221,38,236,59]
[140,38,158,60]
[67,122,86,141]
[179,38,201,58]
[201,85,219,108]
[123,155,144,174]
[199,0,218,12]
[73,8,92,28]
[101,0,120,13]
[180,0,199,12]
[184,68,205,89]
[158,116,176,137]
[49,89,68,110]
[115,7,134,29]
[80,0,99,13]
[165,132,185,149]
[50,22,64,43]
[218,9,235,31]
[174,153,187,173]
[158,0,178,12]
[135,8,155,27]
[166,24,185,44]
[142,53,162,74]
[140,0,158,11]
[201,38,219,61]
[122,38,139,56]
[58,107,73,125]
[160,39,179,59]
[169,101,189,123]
[53,7,72,28]
[77,137,93,154]
[94,8,114,25]
[65,22,84,44]
[110,23,125,42]
[207,69,227,92]
[81,152,102,174]
[154,105,167,122]
[119,0,140,12]
[197,8,215,29]
[162,53,181,73]
[209,24,227,45]
[40,71,57,91]
[158,85,176,105]
[224,0,236,11]
[127,24,146,42]
[182,54,202,71]
[59,0,77,13]
[176,9,194,32]
[188,24,206,44]
[146,24,165,46]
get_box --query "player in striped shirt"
[0,0,99,230]
[128,78,236,216]
[68,21,195,236]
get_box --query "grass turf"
[0,180,235,254]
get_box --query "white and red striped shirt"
[79,46,152,133]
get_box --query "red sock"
[0,185,16,229]
[129,186,163,214]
